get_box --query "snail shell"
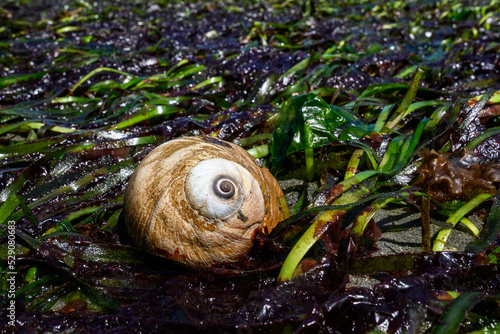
[124,136,287,267]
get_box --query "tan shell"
[124,136,287,267]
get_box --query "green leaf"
[277,174,378,283]
[0,71,49,89]
[270,93,370,170]
[0,195,20,225]
[465,194,500,253]
[487,246,500,264]
[431,292,482,334]
[111,104,182,129]
[434,193,493,251]
[384,67,426,129]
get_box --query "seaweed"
[1,0,500,332]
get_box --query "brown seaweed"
[415,148,500,202]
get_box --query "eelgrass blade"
[278,175,377,283]
[422,196,432,251]
[392,118,429,170]
[384,67,426,130]
[464,126,500,150]
[431,292,482,334]
[247,144,269,159]
[465,194,500,253]
[349,188,428,255]
[344,141,380,169]
[344,148,364,179]
[378,136,405,172]
[111,104,182,130]
[69,67,135,95]
[437,207,480,237]
[304,148,314,181]
[458,89,495,132]
[0,195,20,225]
[433,193,494,251]
[349,196,396,254]
[373,104,393,133]
[25,158,134,212]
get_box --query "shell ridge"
[147,174,183,247]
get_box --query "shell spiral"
[124,136,287,267]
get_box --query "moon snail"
[124,136,289,267]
